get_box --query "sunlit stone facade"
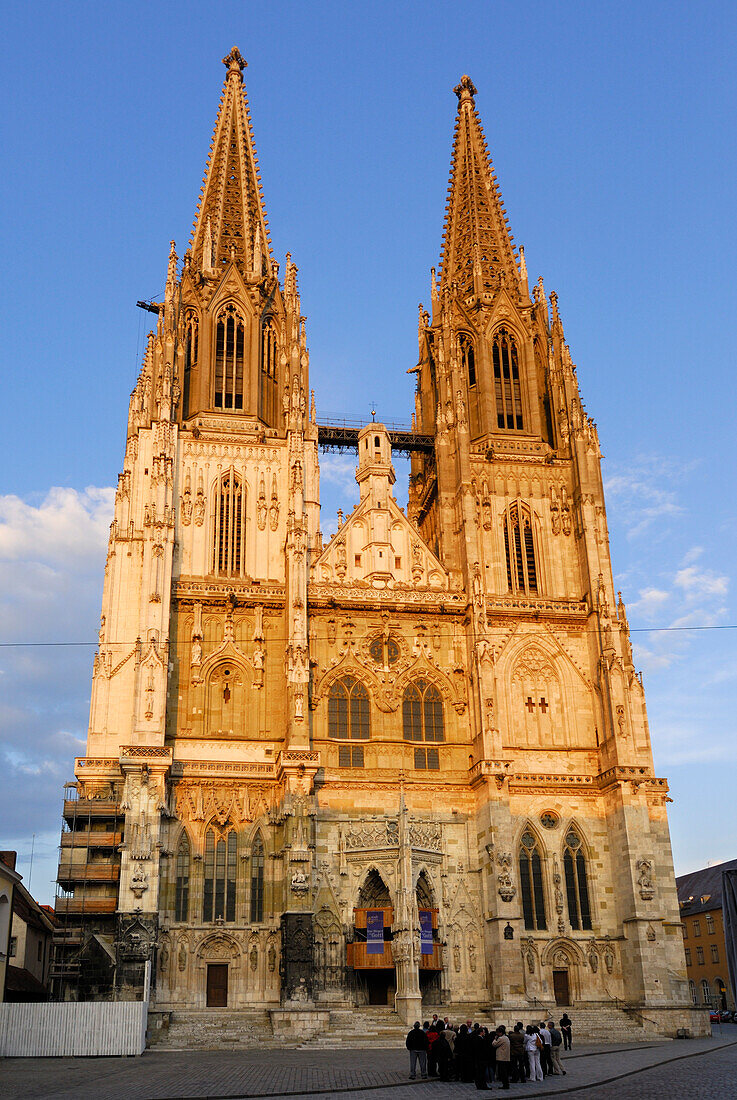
[53,51,704,1037]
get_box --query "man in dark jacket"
[509,1023,527,1083]
[406,1021,428,1079]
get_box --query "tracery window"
[250,834,265,923]
[183,311,198,419]
[213,469,245,576]
[563,829,592,931]
[402,680,444,742]
[369,634,400,668]
[328,677,370,740]
[175,832,190,922]
[214,303,245,410]
[203,826,237,923]
[259,316,279,424]
[414,746,440,770]
[492,327,524,430]
[519,829,547,931]
[459,332,476,389]
[503,502,539,594]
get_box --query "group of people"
[405,1012,573,1089]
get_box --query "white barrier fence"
[0,1000,148,1056]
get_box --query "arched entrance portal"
[351,871,394,1005]
[416,870,442,1005]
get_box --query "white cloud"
[0,486,114,567]
[674,565,728,600]
[604,455,691,538]
[631,587,670,619]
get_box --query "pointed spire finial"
[454,74,477,105]
[222,46,246,79]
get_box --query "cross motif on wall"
[525,697,536,713]
[539,698,548,713]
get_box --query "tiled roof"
[676,858,737,916]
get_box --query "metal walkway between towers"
[316,417,434,455]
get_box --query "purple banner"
[419,909,433,955]
[366,909,385,955]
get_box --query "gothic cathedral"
[53,50,699,1036]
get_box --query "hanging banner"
[419,909,434,955]
[366,910,385,955]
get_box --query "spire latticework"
[189,47,271,274]
[439,75,518,298]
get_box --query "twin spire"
[189,47,271,275]
[439,74,519,297]
[190,54,516,302]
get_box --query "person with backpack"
[405,1021,428,1080]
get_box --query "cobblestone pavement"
[3,1036,737,1100]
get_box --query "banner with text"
[419,909,434,955]
[366,910,385,955]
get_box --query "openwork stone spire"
[439,75,518,297]
[189,47,271,274]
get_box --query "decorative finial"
[454,74,477,104]
[371,407,376,422]
[223,46,246,77]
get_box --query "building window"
[414,746,440,770]
[9,936,16,958]
[328,677,370,739]
[259,316,279,423]
[459,332,476,388]
[711,945,719,963]
[369,634,400,667]
[203,826,237,923]
[519,829,547,931]
[339,744,365,768]
[683,923,688,939]
[685,948,692,966]
[693,920,701,937]
[403,680,445,742]
[701,978,711,1004]
[492,327,524,430]
[214,304,245,410]
[696,947,704,965]
[175,833,190,922]
[183,310,198,418]
[706,915,715,935]
[503,502,539,594]
[563,829,592,931]
[250,834,265,923]
[689,979,697,1004]
[213,469,245,576]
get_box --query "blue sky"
[1,1,736,904]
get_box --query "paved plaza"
[3,1035,737,1100]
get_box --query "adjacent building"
[677,858,737,1011]
[1,852,55,1001]
[51,49,702,1036]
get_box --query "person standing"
[472,1025,490,1090]
[560,1012,573,1050]
[509,1023,527,1083]
[427,1021,440,1078]
[405,1021,428,1080]
[492,1025,511,1090]
[548,1021,566,1075]
[538,1021,553,1077]
[524,1025,544,1082]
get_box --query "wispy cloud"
[604,455,694,538]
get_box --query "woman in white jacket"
[524,1025,544,1081]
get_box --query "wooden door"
[553,969,570,1006]
[207,963,228,1007]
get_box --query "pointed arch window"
[492,327,524,430]
[328,677,370,740]
[213,469,245,576]
[250,834,265,923]
[563,829,592,931]
[459,332,476,388]
[175,832,190,922]
[203,825,237,923]
[519,829,547,930]
[183,311,199,419]
[403,680,444,742]
[259,316,279,425]
[214,304,245,410]
[504,502,539,594]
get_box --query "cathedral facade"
[53,49,701,1035]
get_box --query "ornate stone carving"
[496,852,516,902]
[636,858,655,900]
[130,867,149,898]
[290,869,309,895]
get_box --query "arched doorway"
[416,871,442,1004]
[351,871,394,1006]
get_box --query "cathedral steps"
[149,1008,279,1050]
[300,1007,409,1048]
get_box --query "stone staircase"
[149,1008,279,1050]
[148,1001,663,1051]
